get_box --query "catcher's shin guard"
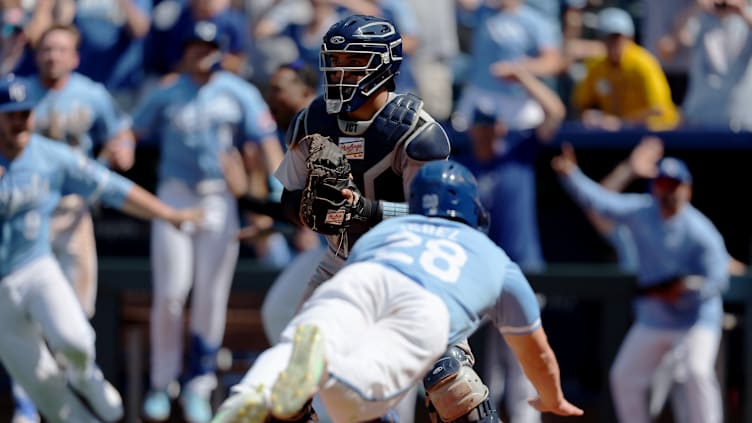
[423,347,499,423]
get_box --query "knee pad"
[423,347,490,422]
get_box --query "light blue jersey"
[348,215,541,346]
[132,71,277,187]
[26,73,128,156]
[466,5,559,97]
[561,169,729,330]
[0,135,133,277]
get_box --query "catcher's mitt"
[299,134,353,235]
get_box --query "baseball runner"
[131,20,284,423]
[0,76,200,423]
[7,23,137,423]
[212,160,584,423]
[29,23,136,318]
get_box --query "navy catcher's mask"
[320,14,402,115]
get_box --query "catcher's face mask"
[320,15,402,115]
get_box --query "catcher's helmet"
[409,160,489,231]
[320,14,402,114]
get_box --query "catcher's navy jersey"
[0,135,133,277]
[279,93,449,202]
[347,215,541,345]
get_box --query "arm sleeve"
[560,167,646,221]
[239,85,279,144]
[697,225,731,298]
[131,90,163,144]
[274,143,310,190]
[61,153,134,208]
[92,84,130,143]
[492,263,542,335]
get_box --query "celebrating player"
[552,145,729,423]
[212,160,584,423]
[0,76,200,423]
[132,20,285,423]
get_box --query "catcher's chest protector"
[301,94,423,202]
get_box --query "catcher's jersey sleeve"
[274,136,311,191]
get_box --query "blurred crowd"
[4,0,752,131]
[2,0,751,266]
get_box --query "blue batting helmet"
[409,160,489,230]
[320,14,402,114]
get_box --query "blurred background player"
[25,0,153,109]
[460,62,565,423]
[212,160,584,423]
[552,146,729,423]
[0,76,200,423]
[453,0,562,131]
[8,22,136,423]
[131,20,284,423]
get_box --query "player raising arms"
[213,160,584,423]
[0,76,201,423]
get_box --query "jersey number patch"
[375,231,467,283]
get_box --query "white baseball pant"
[0,255,103,423]
[239,262,450,423]
[610,323,722,423]
[50,194,98,318]
[149,179,240,391]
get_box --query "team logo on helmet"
[422,194,439,210]
[330,35,345,44]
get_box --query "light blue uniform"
[27,73,128,156]
[465,5,559,97]
[133,71,277,187]
[561,169,728,330]
[1,134,132,277]
[455,5,560,129]
[560,168,728,423]
[236,214,541,423]
[0,135,132,422]
[348,215,542,345]
[131,70,278,398]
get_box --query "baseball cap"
[183,20,225,49]
[0,77,35,113]
[597,8,635,37]
[655,157,692,184]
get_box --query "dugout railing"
[93,258,752,423]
